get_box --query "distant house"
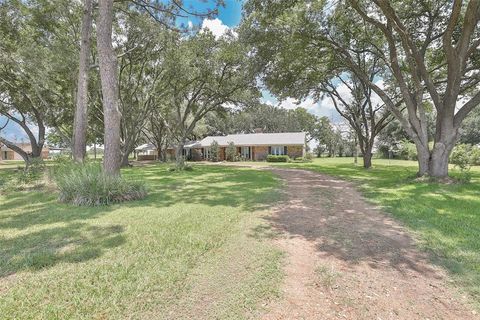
[135,143,157,161]
[136,132,306,161]
[136,141,201,161]
[0,143,49,160]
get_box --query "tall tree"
[72,0,93,163]
[117,14,170,166]
[159,31,258,167]
[322,72,393,168]
[342,0,480,177]
[0,0,80,165]
[241,1,392,168]
[243,0,480,177]
[96,0,121,175]
[83,0,224,175]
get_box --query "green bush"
[470,146,480,166]
[225,141,237,162]
[209,140,220,162]
[291,155,312,163]
[18,158,46,184]
[450,144,472,171]
[1,158,47,192]
[54,163,146,206]
[266,155,290,162]
[398,140,418,160]
[51,154,72,166]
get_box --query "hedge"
[266,155,290,162]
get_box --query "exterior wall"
[287,145,304,159]
[137,154,157,161]
[254,145,304,161]
[219,147,226,161]
[1,146,49,160]
[1,150,14,160]
[145,144,305,162]
[253,146,269,161]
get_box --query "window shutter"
[284,146,287,155]
[268,146,271,154]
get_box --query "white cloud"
[201,18,230,39]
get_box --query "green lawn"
[0,164,283,319]
[273,157,480,306]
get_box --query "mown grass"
[0,163,283,319]
[272,157,480,307]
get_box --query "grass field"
[272,157,480,306]
[2,157,479,314]
[0,164,283,319]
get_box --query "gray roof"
[199,132,306,147]
[184,141,201,148]
[135,143,156,151]
[138,141,201,151]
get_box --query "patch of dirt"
[261,167,478,320]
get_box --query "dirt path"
[261,167,477,320]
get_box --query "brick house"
[157,132,306,161]
[0,143,49,160]
[197,132,306,161]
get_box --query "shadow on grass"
[0,164,279,277]
[122,164,280,212]
[268,161,480,301]
[0,222,125,278]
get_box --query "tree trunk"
[97,0,121,176]
[157,147,162,162]
[72,0,93,163]
[428,140,455,178]
[353,136,358,165]
[415,143,431,177]
[120,151,130,167]
[175,142,185,168]
[363,149,372,169]
[428,152,449,178]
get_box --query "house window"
[241,146,250,159]
[2,151,7,159]
[204,147,210,159]
[270,146,285,155]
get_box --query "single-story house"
[160,132,307,161]
[0,143,49,160]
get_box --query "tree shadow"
[0,191,116,230]
[260,168,445,279]
[121,164,280,212]
[0,222,125,278]
[0,164,278,278]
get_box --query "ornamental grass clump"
[54,162,146,206]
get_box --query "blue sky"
[0,116,34,142]
[177,0,243,28]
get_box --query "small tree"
[225,142,236,161]
[209,141,220,162]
